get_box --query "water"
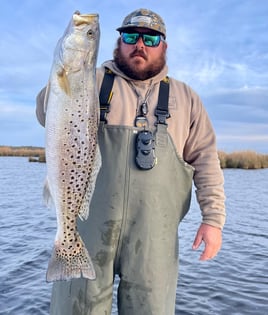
[0,157,267,314]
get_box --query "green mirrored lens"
[143,34,160,47]
[122,33,162,47]
[122,33,139,44]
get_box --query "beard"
[113,38,167,80]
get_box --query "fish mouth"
[80,13,99,18]
[74,11,99,18]
[73,12,99,26]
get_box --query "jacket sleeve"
[183,89,226,229]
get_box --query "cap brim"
[116,25,165,37]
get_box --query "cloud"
[0,0,267,153]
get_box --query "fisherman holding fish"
[36,8,226,315]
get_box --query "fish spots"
[56,242,81,258]
[55,236,90,264]
[45,12,99,282]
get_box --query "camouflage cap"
[117,8,166,38]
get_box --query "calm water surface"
[0,157,267,314]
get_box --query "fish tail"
[46,236,96,282]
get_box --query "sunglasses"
[121,32,164,47]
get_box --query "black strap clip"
[154,108,170,125]
[100,104,110,123]
[154,77,170,126]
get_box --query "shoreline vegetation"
[0,146,46,163]
[0,146,268,169]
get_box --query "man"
[36,8,225,315]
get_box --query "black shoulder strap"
[155,76,170,125]
[99,70,170,125]
[99,68,115,123]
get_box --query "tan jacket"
[36,60,226,228]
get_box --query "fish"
[43,11,101,282]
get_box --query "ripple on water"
[0,159,268,314]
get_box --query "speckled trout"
[43,12,101,282]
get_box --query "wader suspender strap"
[99,69,170,125]
[154,76,170,125]
[99,68,115,123]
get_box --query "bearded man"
[36,8,225,315]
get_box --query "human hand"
[192,223,222,261]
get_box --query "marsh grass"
[0,146,46,162]
[0,146,268,169]
[218,150,268,169]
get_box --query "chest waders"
[50,74,194,315]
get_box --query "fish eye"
[87,30,93,37]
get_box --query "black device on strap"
[135,130,156,170]
[99,68,115,123]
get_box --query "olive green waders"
[50,124,194,315]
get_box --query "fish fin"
[57,68,71,95]
[43,82,50,114]
[43,178,54,208]
[79,144,102,220]
[46,235,96,282]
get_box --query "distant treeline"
[0,146,268,169]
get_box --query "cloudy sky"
[0,0,267,153]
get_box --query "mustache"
[130,49,147,60]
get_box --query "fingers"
[192,223,222,261]
[192,232,202,250]
[199,245,217,261]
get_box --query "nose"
[135,36,144,49]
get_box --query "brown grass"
[218,150,268,169]
[1,146,268,168]
[0,146,46,162]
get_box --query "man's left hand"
[192,223,222,260]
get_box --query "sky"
[0,0,268,153]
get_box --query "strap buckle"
[100,104,110,123]
[154,108,170,125]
